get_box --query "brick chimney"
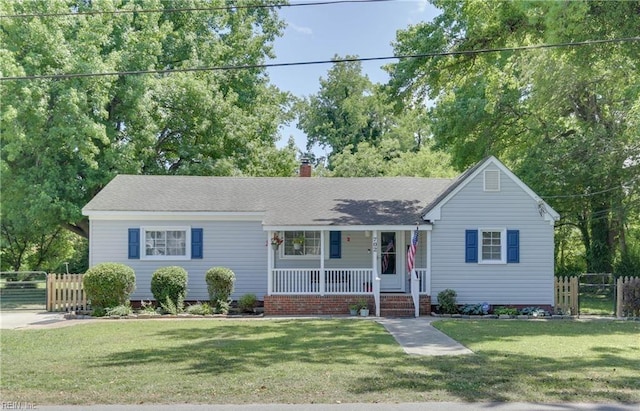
[299,158,312,177]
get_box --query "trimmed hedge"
[83,263,136,309]
[205,267,235,305]
[151,266,188,307]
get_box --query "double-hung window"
[283,231,320,257]
[480,229,505,263]
[142,227,190,260]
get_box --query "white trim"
[140,226,191,261]
[83,211,265,221]
[478,228,507,265]
[267,231,274,295]
[422,156,560,225]
[263,224,432,232]
[319,231,325,296]
[425,230,432,296]
[88,219,94,267]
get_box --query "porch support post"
[267,231,274,295]
[426,230,432,296]
[372,230,380,317]
[320,230,325,296]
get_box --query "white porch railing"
[415,269,430,294]
[271,268,374,295]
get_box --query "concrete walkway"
[377,316,474,356]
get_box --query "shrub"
[520,306,548,317]
[205,267,235,306]
[186,302,213,315]
[494,306,519,316]
[460,303,485,315]
[151,266,188,308]
[83,263,136,309]
[238,293,257,313]
[105,304,133,317]
[160,295,184,315]
[437,289,458,314]
[214,300,230,314]
[139,300,158,315]
[622,278,640,317]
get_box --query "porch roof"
[83,175,454,226]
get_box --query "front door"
[379,231,404,291]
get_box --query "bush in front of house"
[151,266,188,311]
[83,263,136,312]
[185,302,213,315]
[205,267,235,313]
[238,293,257,313]
[437,288,458,314]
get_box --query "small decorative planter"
[271,243,279,251]
[360,308,369,317]
[293,243,301,250]
[349,308,358,316]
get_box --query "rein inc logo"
[1,402,36,410]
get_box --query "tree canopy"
[0,0,297,270]
[387,0,640,274]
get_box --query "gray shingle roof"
[83,175,455,226]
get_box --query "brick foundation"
[264,294,431,316]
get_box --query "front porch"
[264,227,432,317]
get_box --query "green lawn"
[580,292,615,315]
[1,319,638,405]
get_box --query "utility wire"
[2,37,639,81]
[0,0,395,18]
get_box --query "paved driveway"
[0,310,66,329]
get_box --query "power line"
[2,37,638,82]
[542,176,640,199]
[0,0,395,18]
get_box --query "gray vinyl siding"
[89,220,267,301]
[275,231,372,269]
[431,166,554,306]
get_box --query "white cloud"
[288,22,313,35]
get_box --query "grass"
[1,319,639,405]
[580,292,615,315]
[0,283,46,310]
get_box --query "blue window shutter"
[329,231,341,259]
[191,228,203,259]
[128,228,140,259]
[465,230,478,263]
[507,230,520,263]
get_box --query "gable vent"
[484,170,500,191]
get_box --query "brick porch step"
[379,295,416,317]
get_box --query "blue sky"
[266,0,441,156]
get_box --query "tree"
[388,0,640,273]
[297,57,392,156]
[1,0,294,250]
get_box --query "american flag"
[407,227,419,273]
[382,240,394,273]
